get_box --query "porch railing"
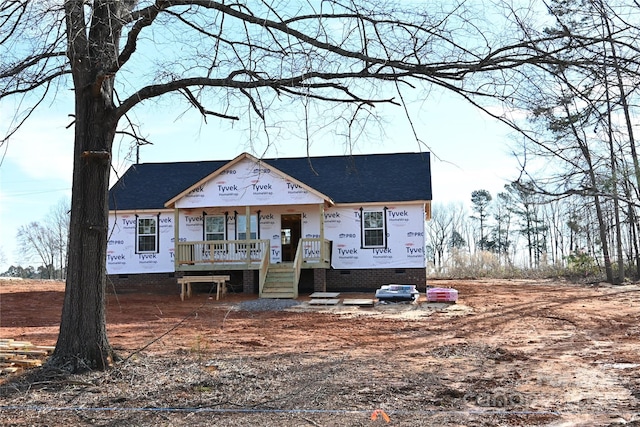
[292,240,304,299]
[258,246,270,296]
[299,238,331,265]
[176,239,270,267]
[176,238,331,269]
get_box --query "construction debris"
[426,287,459,303]
[375,284,420,302]
[309,292,341,305]
[0,339,54,375]
[342,298,375,307]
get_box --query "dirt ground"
[1,278,639,426]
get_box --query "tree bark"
[49,84,117,371]
[48,0,121,372]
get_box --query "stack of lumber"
[0,339,55,374]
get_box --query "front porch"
[175,238,331,298]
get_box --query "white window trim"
[205,215,227,241]
[237,214,258,241]
[361,209,387,249]
[136,216,158,253]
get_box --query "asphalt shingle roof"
[108,152,431,210]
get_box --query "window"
[281,229,291,245]
[236,214,259,252]
[137,217,157,253]
[205,215,226,252]
[362,210,386,248]
[205,216,226,241]
[237,214,258,240]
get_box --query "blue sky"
[0,88,518,272]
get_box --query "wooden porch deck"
[175,238,331,298]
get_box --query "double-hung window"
[137,217,158,253]
[205,215,226,241]
[362,210,387,248]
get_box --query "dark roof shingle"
[108,152,431,210]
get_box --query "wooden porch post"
[245,205,251,266]
[319,204,325,262]
[173,208,180,270]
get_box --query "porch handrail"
[292,239,304,299]
[258,244,270,296]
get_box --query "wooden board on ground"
[342,298,375,307]
[308,298,341,305]
[309,292,340,299]
[0,339,54,376]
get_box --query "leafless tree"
[426,202,466,273]
[14,199,69,279]
[17,222,56,279]
[47,198,71,280]
[0,0,588,371]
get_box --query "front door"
[281,214,302,262]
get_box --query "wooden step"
[264,276,293,283]
[262,285,295,293]
[262,264,296,299]
[261,292,296,298]
[265,280,293,286]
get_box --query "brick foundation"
[313,269,327,292]
[107,267,426,296]
[325,268,426,292]
[243,270,256,294]
[107,271,246,295]
[107,273,179,294]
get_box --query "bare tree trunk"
[49,86,117,371]
[631,205,640,279]
[602,75,624,283]
[559,96,614,282]
[48,0,121,371]
[621,174,640,279]
[599,1,627,283]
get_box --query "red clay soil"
[1,278,639,426]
